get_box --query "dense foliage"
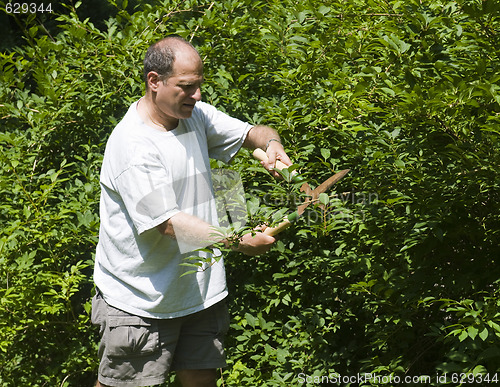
[1,0,499,385]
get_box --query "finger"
[276,151,293,166]
[267,150,277,168]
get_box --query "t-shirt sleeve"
[199,102,252,163]
[113,152,180,235]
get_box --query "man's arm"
[156,212,275,256]
[155,126,292,252]
[243,125,293,177]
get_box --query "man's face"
[154,49,204,121]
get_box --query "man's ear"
[147,71,161,92]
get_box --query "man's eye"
[179,83,202,93]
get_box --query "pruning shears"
[253,148,350,236]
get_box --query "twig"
[189,2,215,42]
[362,13,403,17]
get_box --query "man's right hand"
[233,229,276,256]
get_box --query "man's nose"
[192,87,202,101]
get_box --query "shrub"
[1,0,499,385]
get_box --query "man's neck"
[137,96,178,131]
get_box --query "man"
[92,36,292,387]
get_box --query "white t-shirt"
[94,100,252,319]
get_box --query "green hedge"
[1,0,499,385]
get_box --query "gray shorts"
[91,292,230,387]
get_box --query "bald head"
[143,36,202,90]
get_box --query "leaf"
[468,325,478,340]
[487,321,500,332]
[318,5,331,15]
[472,365,488,376]
[478,327,489,341]
[394,159,405,168]
[245,313,257,328]
[459,330,469,342]
[319,192,329,206]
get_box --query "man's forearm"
[243,125,292,175]
[243,125,281,150]
[157,211,276,256]
[157,212,224,247]
[157,212,248,251]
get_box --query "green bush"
[1,0,499,385]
